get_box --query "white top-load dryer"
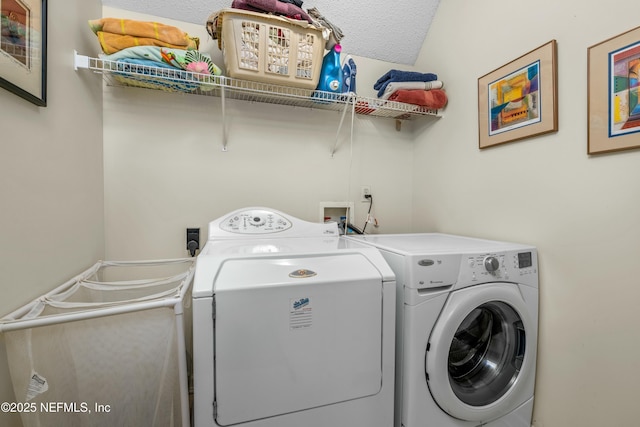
[192,208,396,427]
[342,233,538,427]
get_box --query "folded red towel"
[388,89,448,109]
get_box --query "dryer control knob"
[484,256,500,272]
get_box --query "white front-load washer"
[342,233,538,427]
[192,207,396,427]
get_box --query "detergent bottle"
[315,44,343,99]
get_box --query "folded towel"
[112,65,201,93]
[102,46,222,75]
[95,31,199,55]
[379,80,443,100]
[112,57,179,70]
[104,45,180,64]
[388,89,448,109]
[231,0,313,22]
[307,7,343,46]
[109,57,218,93]
[279,0,303,6]
[89,18,199,50]
[374,69,438,97]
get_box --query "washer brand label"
[418,259,435,266]
[289,297,313,330]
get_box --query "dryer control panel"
[208,207,339,240]
[220,209,293,234]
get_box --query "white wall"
[8,3,635,426]
[101,7,420,260]
[0,1,104,426]
[414,1,640,426]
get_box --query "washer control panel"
[220,209,292,234]
[465,250,537,282]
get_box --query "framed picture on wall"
[478,40,558,149]
[588,26,640,154]
[0,0,47,106]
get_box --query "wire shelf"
[74,53,441,120]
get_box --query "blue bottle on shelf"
[313,44,343,102]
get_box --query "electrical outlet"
[360,186,371,202]
[186,228,200,257]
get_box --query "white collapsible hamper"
[0,258,195,427]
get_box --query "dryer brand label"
[289,297,313,330]
[293,297,310,309]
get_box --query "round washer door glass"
[448,301,525,407]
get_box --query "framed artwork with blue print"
[588,25,640,154]
[0,0,47,106]
[478,40,558,149]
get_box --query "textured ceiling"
[101,0,441,65]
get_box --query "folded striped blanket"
[102,46,223,93]
[89,18,199,54]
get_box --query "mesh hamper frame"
[0,258,195,427]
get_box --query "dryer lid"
[214,252,382,292]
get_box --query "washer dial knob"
[483,256,500,272]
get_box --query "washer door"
[426,282,535,422]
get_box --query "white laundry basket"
[0,258,195,427]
